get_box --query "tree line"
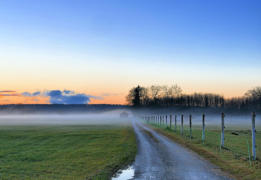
[126,85,261,111]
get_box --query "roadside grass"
[0,125,137,180]
[148,123,261,180]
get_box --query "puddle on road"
[111,165,134,180]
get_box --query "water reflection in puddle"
[111,165,134,180]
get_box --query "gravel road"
[131,118,233,180]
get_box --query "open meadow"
[0,125,136,180]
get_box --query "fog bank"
[0,110,132,125]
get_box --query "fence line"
[142,112,258,162]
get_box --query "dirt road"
[131,118,233,180]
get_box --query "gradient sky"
[0,0,260,104]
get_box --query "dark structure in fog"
[120,111,129,118]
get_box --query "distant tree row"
[225,87,261,110]
[126,85,261,111]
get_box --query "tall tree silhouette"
[126,85,147,106]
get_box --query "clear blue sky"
[0,0,260,104]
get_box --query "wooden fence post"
[202,114,205,144]
[252,112,256,160]
[189,114,192,139]
[170,114,172,129]
[181,114,184,136]
[175,115,177,132]
[162,115,164,126]
[221,112,225,148]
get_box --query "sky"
[0,0,260,104]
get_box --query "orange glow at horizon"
[89,95,127,105]
[0,86,253,105]
[0,96,50,105]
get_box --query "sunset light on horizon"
[1,0,260,105]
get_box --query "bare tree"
[150,85,162,99]
[245,87,261,99]
[167,84,182,98]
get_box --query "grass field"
[148,123,261,180]
[0,125,137,180]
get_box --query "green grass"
[148,123,261,180]
[0,125,137,180]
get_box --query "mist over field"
[0,104,259,130]
[0,109,132,125]
[135,108,261,130]
[177,113,261,129]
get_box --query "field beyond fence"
[143,113,261,180]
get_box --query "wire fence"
[142,112,260,166]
